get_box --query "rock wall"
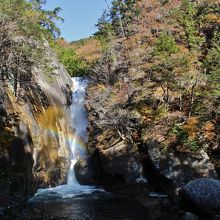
[85,82,147,189]
[0,42,73,195]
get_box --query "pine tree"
[174,0,205,50]
[110,0,138,38]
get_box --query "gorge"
[24,77,149,220]
[0,0,220,220]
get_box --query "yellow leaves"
[140,106,152,122]
[178,45,189,54]
[96,84,107,92]
[139,104,168,122]
[204,14,220,24]
[202,121,216,141]
[154,87,165,97]
[25,9,37,19]
[184,117,198,139]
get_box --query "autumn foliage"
[86,0,220,151]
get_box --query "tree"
[173,0,205,50]
[155,32,179,56]
[96,10,114,40]
[204,31,220,96]
[0,0,62,95]
[53,40,88,77]
[110,0,139,38]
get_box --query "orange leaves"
[56,37,102,69]
[56,38,69,48]
[204,14,220,24]
[202,121,216,141]
[75,38,102,65]
[184,118,216,142]
[184,117,198,139]
[137,0,180,36]
[140,106,152,119]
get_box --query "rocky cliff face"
[85,68,219,196]
[0,42,73,196]
[85,83,144,189]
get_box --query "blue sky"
[45,0,111,42]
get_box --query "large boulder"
[147,140,217,189]
[98,140,143,183]
[74,158,96,185]
[179,178,220,217]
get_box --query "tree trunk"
[179,93,182,111]
[166,82,169,110]
[188,79,198,117]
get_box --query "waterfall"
[67,77,88,185]
[30,77,103,201]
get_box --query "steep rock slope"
[0,42,73,197]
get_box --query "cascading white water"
[31,77,103,201]
[67,77,88,185]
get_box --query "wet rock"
[179,178,220,217]
[74,159,96,185]
[182,212,198,220]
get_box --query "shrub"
[155,32,179,56]
[170,121,201,151]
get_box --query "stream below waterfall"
[22,78,148,220]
